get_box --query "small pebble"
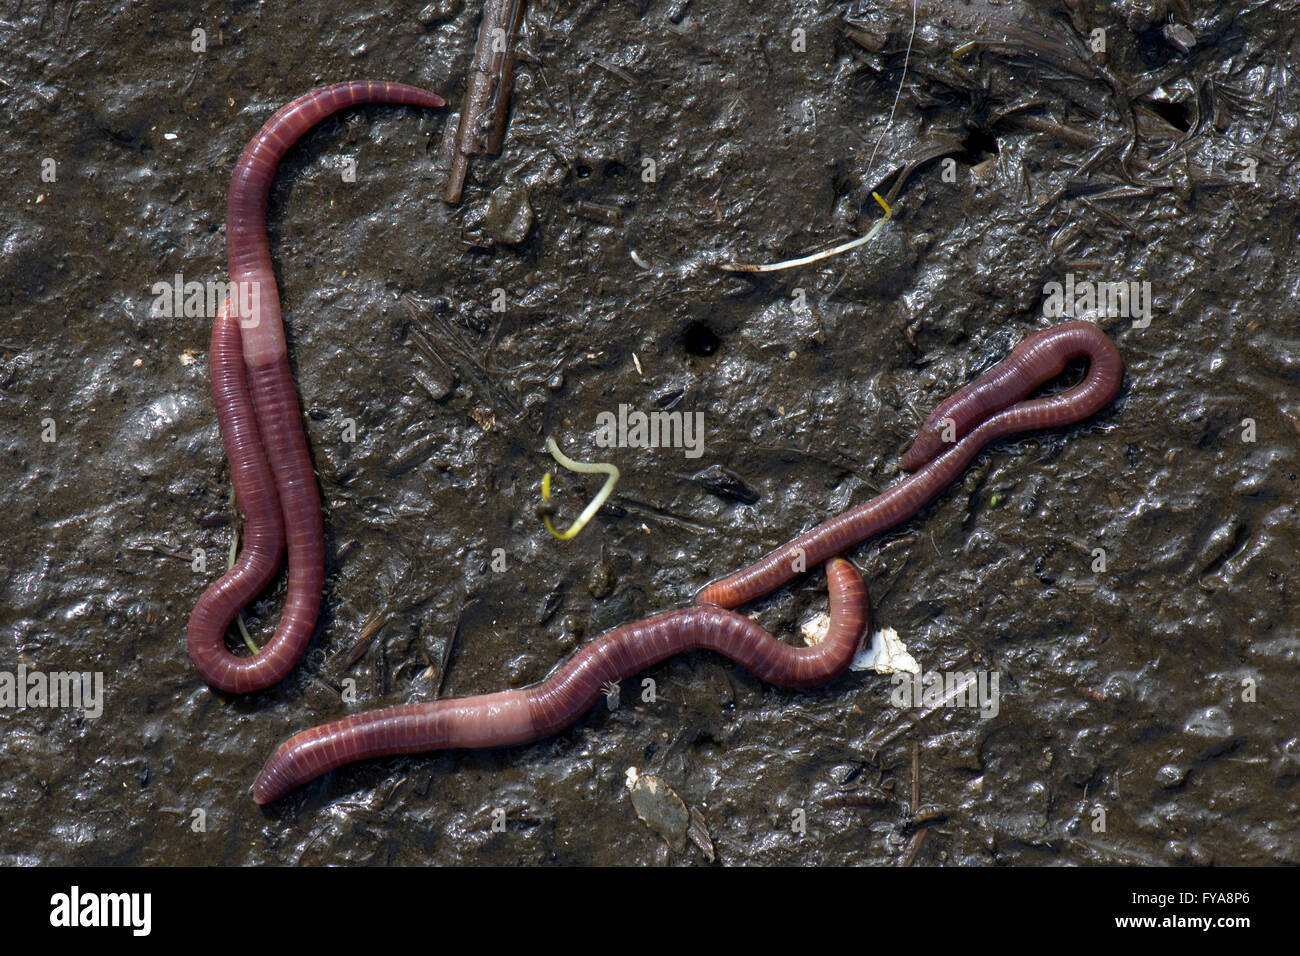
[1156,764,1188,789]
[483,185,534,246]
[586,563,616,600]
[1163,22,1196,54]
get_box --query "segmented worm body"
[188,82,444,693]
[186,306,288,691]
[253,558,868,804]
[696,320,1122,608]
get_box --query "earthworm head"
[898,427,945,472]
[898,395,970,472]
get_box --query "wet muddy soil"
[1,0,1297,864]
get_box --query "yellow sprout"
[227,529,259,654]
[540,437,620,541]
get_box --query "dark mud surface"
[2,0,1297,865]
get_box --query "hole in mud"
[682,321,721,356]
[1148,98,1192,132]
[957,126,1000,165]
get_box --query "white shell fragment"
[800,611,831,646]
[851,627,921,675]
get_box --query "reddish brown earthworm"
[696,320,1122,609]
[187,82,445,693]
[253,558,868,804]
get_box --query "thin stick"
[437,600,477,699]
[328,611,391,677]
[901,828,927,866]
[486,0,526,155]
[446,0,527,202]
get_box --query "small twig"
[486,0,526,155]
[574,200,623,225]
[325,611,391,679]
[901,828,927,866]
[1079,196,1147,242]
[127,542,192,563]
[592,58,635,85]
[437,599,479,698]
[446,0,528,202]
[610,495,712,534]
[863,667,978,758]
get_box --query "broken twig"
[446,0,528,202]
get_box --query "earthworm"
[696,320,1122,609]
[253,558,867,804]
[188,82,445,693]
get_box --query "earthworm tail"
[189,82,444,693]
[695,321,1122,610]
[253,558,868,804]
[226,80,446,369]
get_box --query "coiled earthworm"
[188,82,445,693]
[695,320,1122,609]
[253,558,868,804]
